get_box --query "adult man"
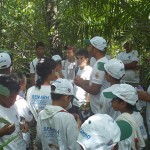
[0,52,12,75]
[30,41,45,86]
[62,46,77,81]
[74,36,110,114]
[117,41,140,86]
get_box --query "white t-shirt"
[73,66,92,107]
[15,95,33,122]
[131,111,147,140]
[30,57,39,82]
[37,105,80,150]
[0,105,26,150]
[27,85,52,121]
[100,84,121,119]
[89,56,110,114]
[118,50,139,83]
[61,59,77,80]
[146,86,150,135]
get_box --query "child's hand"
[0,124,15,137]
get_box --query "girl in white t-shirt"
[27,57,57,121]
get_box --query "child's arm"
[0,124,15,137]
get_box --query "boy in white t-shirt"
[74,36,110,114]
[0,75,26,150]
[30,41,45,86]
[99,59,125,119]
[37,78,81,150]
[103,84,145,150]
[70,49,92,114]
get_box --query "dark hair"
[76,49,89,58]
[36,57,56,89]
[0,75,20,94]
[51,85,65,100]
[116,98,134,111]
[35,41,44,49]
[11,72,25,86]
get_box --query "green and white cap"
[103,84,138,105]
[52,55,62,62]
[77,114,132,150]
[104,59,125,79]
[51,78,74,95]
[90,36,107,51]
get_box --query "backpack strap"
[32,61,35,72]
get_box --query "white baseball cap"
[51,78,74,95]
[103,84,138,105]
[104,59,125,79]
[52,55,62,62]
[90,36,107,51]
[0,53,11,69]
[77,113,134,150]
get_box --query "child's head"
[77,114,132,150]
[0,52,12,74]
[104,59,125,83]
[103,84,138,113]
[76,49,89,68]
[52,55,62,71]
[0,75,20,107]
[11,72,27,91]
[36,57,56,89]
[51,78,74,109]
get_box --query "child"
[72,49,92,114]
[100,59,125,119]
[27,57,56,121]
[103,84,145,150]
[0,75,26,150]
[77,114,132,150]
[37,78,81,150]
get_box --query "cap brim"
[97,62,105,71]
[103,92,117,99]
[84,39,91,46]
[116,120,132,141]
[0,84,10,97]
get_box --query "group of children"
[0,35,150,150]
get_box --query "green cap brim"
[116,120,132,141]
[0,84,10,97]
[103,92,117,99]
[97,62,105,71]
[84,39,91,46]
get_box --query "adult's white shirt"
[118,50,139,83]
[131,111,147,140]
[100,84,121,119]
[30,57,39,83]
[61,59,77,80]
[0,105,26,150]
[73,65,92,107]
[27,85,52,121]
[146,86,150,135]
[37,105,80,150]
[89,56,110,114]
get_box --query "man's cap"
[51,78,74,95]
[0,53,11,69]
[103,84,138,105]
[0,84,10,97]
[90,36,107,51]
[104,59,125,79]
[77,114,132,150]
[52,55,62,62]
